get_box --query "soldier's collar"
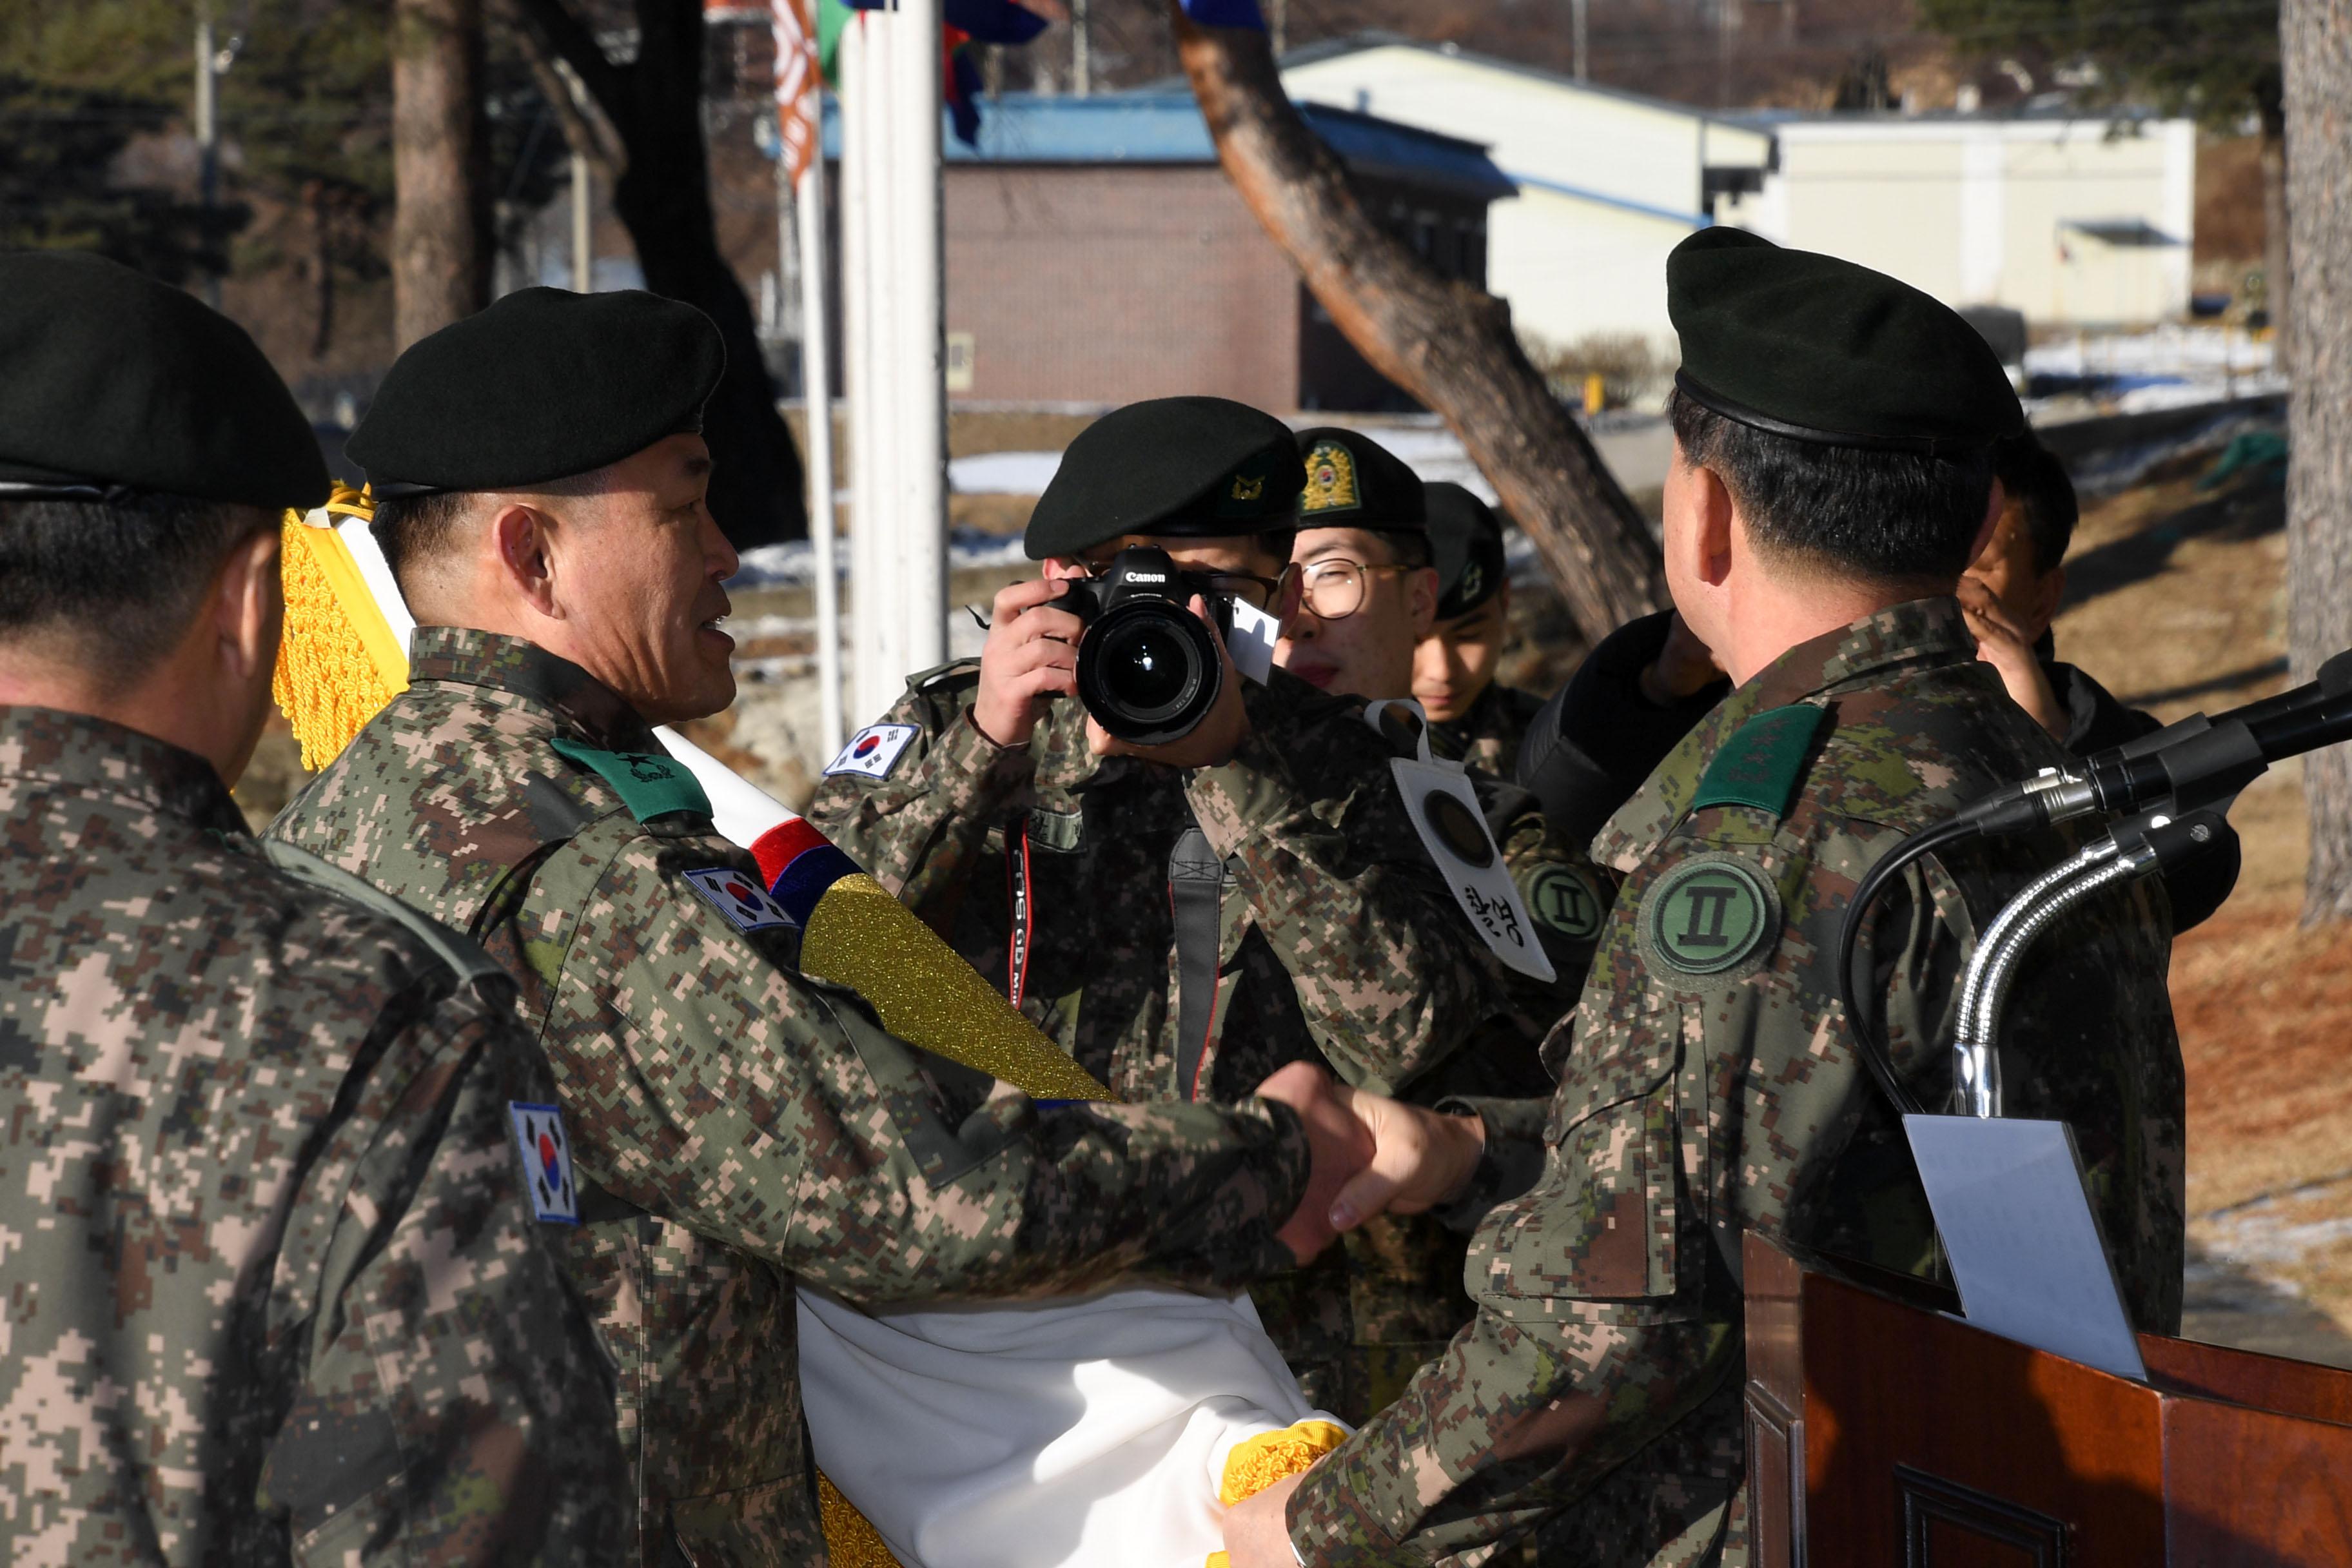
[1589,597,1972,870]
[0,705,248,836]
[405,625,660,752]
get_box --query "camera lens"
[1102,622,1191,712]
[1076,600,1223,745]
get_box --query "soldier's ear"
[491,503,561,620]
[1407,565,1440,639]
[1689,465,1736,589]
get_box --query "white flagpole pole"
[893,0,948,678]
[796,101,844,752]
[840,13,880,727]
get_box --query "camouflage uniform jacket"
[1428,680,1546,778]
[0,705,624,1565]
[267,628,1313,1567]
[1286,599,2186,1565]
[807,663,1601,1418]
[806,660,1590,1106]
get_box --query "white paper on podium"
[1903,1113,2148,1382]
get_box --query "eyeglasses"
[1298,558,1411,622]
[1076,562,1295,611]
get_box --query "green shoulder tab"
[1690,703,1826,819]
[549,736,712,824]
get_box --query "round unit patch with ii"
[1526,863,1605,940]
[1637,851,1781,982]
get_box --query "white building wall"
[1280,44,1774,357]
[1489,186,1690,351]
[1722,117,2196,328]
[1282,45,1770,217]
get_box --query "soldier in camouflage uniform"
[1273,427,1607,1417]
[0,253,623,1563]
[269,294,1378,1565]
[810,402,1594,1421]
[1410,482,1545,775]
[1223,230,2186,1565]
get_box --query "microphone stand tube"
[1951,850,2151,1119]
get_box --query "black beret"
[0,250,327,511]
[349,288,724,495]
[1025,396,1304,560]
[1295,426,1426,533]
[1668,228,2023,456]
[1426,482,1508,619]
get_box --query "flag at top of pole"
[769,0,822,182]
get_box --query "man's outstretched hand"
[1253,1064,1488,1263]
[1222,1471,1309,1567]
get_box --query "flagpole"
[893,0,948,681]
[796,104,844,752]
[841,11,884,727]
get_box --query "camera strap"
[1169,823,1224,1101]
[1004,821,1036,1008]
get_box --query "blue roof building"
[816,90,1513,410]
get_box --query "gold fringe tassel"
[271,487,407,769]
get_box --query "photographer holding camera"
[807,396,1533,1417]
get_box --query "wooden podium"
[1741,1231,2352,1566]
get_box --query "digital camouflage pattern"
[808,662,1600,1419]
[1427,680,1546,778]
[1287,598,2186,1564]
[0,705,624,1566]
[268,627,1314,1566]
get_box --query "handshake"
[1251,1061,1489,1264]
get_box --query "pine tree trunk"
[2255,69,2290,375]
[510,0,807,549]
[2282,0,2352,923]
[390,0,489,348]
[1169,6,1665,642]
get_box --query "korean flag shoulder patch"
[508,1101,580,1224]
[825,722,919,781]
[683,867,798,933]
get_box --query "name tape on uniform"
[826,723,919,780]
[507,1101,580,1224]
[685,867,799,933]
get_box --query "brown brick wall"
[943,164,1303,408]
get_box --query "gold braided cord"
[818,1475,905,1568]
[272,498,407,769]
[799,874,1113,1102]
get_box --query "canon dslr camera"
[1061,545,1237,746]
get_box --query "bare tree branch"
[505,0,630,133]
[1170,5,1664,640]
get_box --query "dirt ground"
[2039,427,2352,1367]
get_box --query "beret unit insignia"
[1301,440,1361,514]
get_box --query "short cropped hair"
[371,469,622,596]
[1992,434,2079,577]
[0,493,273,683]
[369,490,479,594]
[1668,388,1996,587]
